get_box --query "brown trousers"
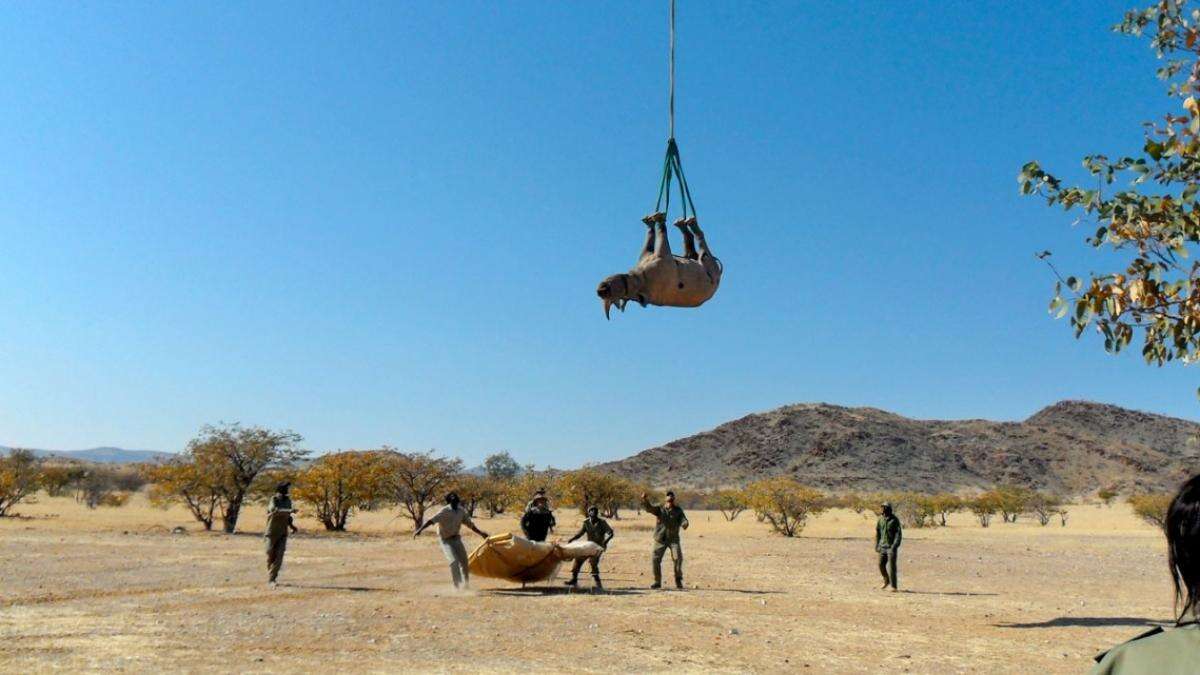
[266,534,288,582]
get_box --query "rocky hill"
[599,401,1200,494]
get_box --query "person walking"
[414,492,490,589]
[564,505,614,590]
[875,502,902,592]
[642,490,689,589]
[264,482,299,587]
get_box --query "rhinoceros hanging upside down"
[596,212,722,319]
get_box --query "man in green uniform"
[642,490,689,589]
[264,482,299,587]
[1091,472,1200,673]
[564,505,614,590]
[875,502,902,592]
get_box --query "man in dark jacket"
[642,490,689,589]
[521,495,556,542]
[264,482,299,587]
[875,502,902,591]
[564,505,614,590]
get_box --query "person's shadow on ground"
[995,617,1169,628]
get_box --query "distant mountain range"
[599,400,1200,495]
[0,446,174,464]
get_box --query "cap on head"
[666,490,676,499]
[445,492,460,505]
[276,481,291,493]
[587,505,599,516]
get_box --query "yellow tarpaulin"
[468,533,603,584]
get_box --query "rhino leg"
[688,218,712,260]
[675,217,698,260]
[653,221,672,260]
[639,222,656,262]
[640,212,665,262]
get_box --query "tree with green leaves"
[482,452,521,481]
[1021,3,1200,377]
[1098,487,1119,507]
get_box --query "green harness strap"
[654,137,698,220]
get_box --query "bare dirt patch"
[0,496,1173,673]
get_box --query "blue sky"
[1,1,1195,467]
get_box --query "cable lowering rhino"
[596,212,722,319]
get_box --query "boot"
[650,582,662,589]
[593,576,603,591]
[564,577,578,587]
[675,577,684,590]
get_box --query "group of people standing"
[260,483,691,593]
[411,487,688,592]
[258,476,1200,670]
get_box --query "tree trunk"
[222,494,244,533]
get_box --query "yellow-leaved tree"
[293,450,392,531]
[744,477,827,537]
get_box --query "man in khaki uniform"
[264,482,298,587]
[642,490,689,589]
[414,492,490,589]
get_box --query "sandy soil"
[0,495,1176,673]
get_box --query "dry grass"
[0,494,1174,673]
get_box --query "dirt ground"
[0,495,1176,674]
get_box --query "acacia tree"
[984,486,1033,523]
[1129,492,1173,527]
[0,449,40,517]
[1028,492,1064,527]
[385,449,463,527]
[713,489,748,521]
[970,493,1000,528]
[1021,3,1200,373]
[147,459,224,530]
[555,468,635,519]
[188,423,306,533]
[745,478,827,537]
[929,494,965,527]
[293,450,391,531]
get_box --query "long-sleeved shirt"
[875,514,902,551]
[571,516,614,546]
[642,497,688,545]
[265,494,294,538]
